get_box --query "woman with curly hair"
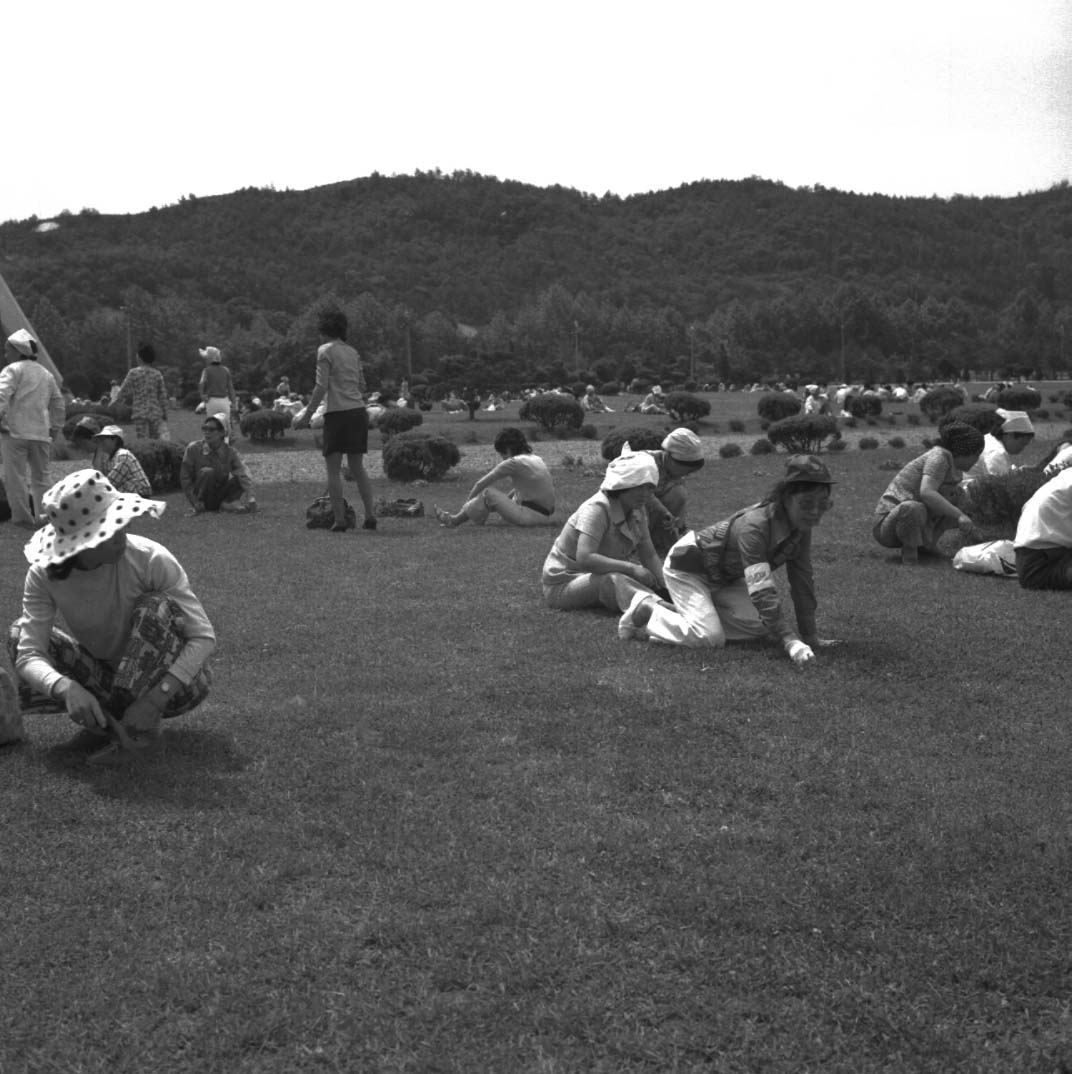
[434,427,556,528]
[872,420,984,564]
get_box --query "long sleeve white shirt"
[0,359,65,441]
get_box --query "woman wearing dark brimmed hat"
[872,421,983,564]
[4,469,215,763]
[618,455,838,670]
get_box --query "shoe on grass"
[0,668,25,746]
[618,592,655,641]
[362,518,377,530]
[219,501,248,514]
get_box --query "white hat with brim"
[199,346,222,362]
[92,424,125,444]
[25,469,165,568]
[601,443,659,491]
[997,409,1034,435]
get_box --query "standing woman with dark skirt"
[293,310,377,532]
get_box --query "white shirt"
[966,434,1011,479]
[0,359,65,441]
[1015,468,1072,550]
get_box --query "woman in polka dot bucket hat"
[7,469,216,765]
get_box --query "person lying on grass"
[5,469,215,764]
[180,413,258,515]
[643,427,706,556]
[1014,466,1072,590]
[872,420,983,565]
[965,409,1035,479]
[618,454,837,671]
[434,427,556,529]
[541,445,664,614]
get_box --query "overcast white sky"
[4,0,1070,223]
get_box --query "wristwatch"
[158,680,172,697]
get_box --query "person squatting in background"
[180,414,258,514]
[964,409,1035,479]
[619,454,837,671]
[541,445,664,614]
[872,421,984,565]
[644,427,706,556]
[0,329,65,529]
[3,469,215,764]
[434,427,556,528]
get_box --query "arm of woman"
[920,471,972,532]
[574,531,653,586]
[466,458,513,500]
[636,531,665,587]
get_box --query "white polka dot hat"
[25,469,165,567]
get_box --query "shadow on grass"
[40,726,251,808]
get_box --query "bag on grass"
[305,496,356,530]
[374,497,425,518]
[952,539,1017,578]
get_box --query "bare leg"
[325,453,346,526]
[345,453,375,524]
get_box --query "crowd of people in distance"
[4,317,1072,765]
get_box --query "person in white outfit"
[435,428,556,527]
[964,409,1035,479]
[0,329,65,529]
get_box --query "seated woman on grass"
[73,423,152,496]
[872,421,983,564]
[619,455,836,670]
[541,446,664,615]
[4,469,215,764]
[965,409,1035,479]
[644,427,706,556]
[1014,466,1072,590]
[434,427,556,528]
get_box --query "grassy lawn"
[3,392,1072,1072]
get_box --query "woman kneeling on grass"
[619,455,836,670]
[434,427,556,528]
[541,445,664,615]
[1,469,215,764]
[871,421,983,564]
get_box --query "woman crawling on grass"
[541,445,664,614]
[871,421,983,564]
[4,469,215,764]
[434,427,556,528]
[617,454,837,670]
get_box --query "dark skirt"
[322,407,369,457]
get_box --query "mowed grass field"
[2,387,1072,1073]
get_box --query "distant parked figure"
[581,385,612,413]
[275,375,291,396]
[1014,467,1072,590]
[180,414,257,514]
[462,386,481,420]
[198,346,238,435]
[541,446,664,614]
[292,309,376,532]
[872,421,983,564]
[0,329,65,529]
[108,379,121,403]
[435,427,556,529]
[117,343,168,440]
[964,410,1035,479]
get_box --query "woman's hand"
[61,680,107,730]
[630,564,657,589]
[956,513,974,535]
[122,694,164,738]
[786,639,816,669]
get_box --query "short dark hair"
[136,343,157,364]
[764,479,833,507]
[493,427,531,456]
[318,310,348,340]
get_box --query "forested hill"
[2,171,1071,394]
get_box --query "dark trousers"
[1016,545,1072,590]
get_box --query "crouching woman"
[541,447,664,615]
[8,469,215,763]
[624,455,836,670]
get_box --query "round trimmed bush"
[240,409,292,441]
[993,385,1042,411]
[749,438,775,455]
[601,427,665,461]
[765,414,839,454]
[664,391,711,423]
[377,407,424,441]
[757,392,802,423]
[941,402,1002,436]
[728,419,746,434]
[519,392,584,433]
[719,442,743,459]
[919,386,967,423]
[827,439,848,452]
[382,432,461,482]
[888,436,906,449]
[580,423,598,440]
[849,394,883,419]
[858,437,880,450]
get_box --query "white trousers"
[2,437,51,525]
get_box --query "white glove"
[786,640,815,669]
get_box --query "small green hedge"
[382,432,461,482]
[765,414,839,454]
[377,408,424,441]
[240,409,292,441]
[600,427,665,462]
[519,393,584,433]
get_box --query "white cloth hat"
[92,424,125,444]
[661,428,704,463]
[6,329,38,357]
[199,346,222,362]
[601,444,659,491]
[25,469,164,568]
[997,409,1034,435]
